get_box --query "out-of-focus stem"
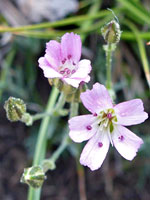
[106,43,113,90]
[42,102,79,173]
[32,92,66,121]
[76,160,87,200]
[27,87,59,200]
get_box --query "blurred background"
[0,0,150,199]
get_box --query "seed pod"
[20,166,46,188]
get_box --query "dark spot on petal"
[98,142,103,147]
[86,125,92,130]
[118,135,124,141]
[93,113,97,117]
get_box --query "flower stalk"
[27,87,59,200]
[42,102,79,173]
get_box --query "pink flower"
[38,32,92,88]
[69,83,148,170]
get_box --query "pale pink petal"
[61,32,81,62]
[112,125,143,160]
[63,77,81,88]
[69,115,97,143]
[71,59,91,79]
[82,75,90,83]
[80,83,113,114]
[45,40,61,69]
[38,57,62,78]
[38,57,50,68]
[80,129,110,171]
[114,99,148,126]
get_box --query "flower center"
[96,108,117,133]
[59,57,77,78]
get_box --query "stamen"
[118,135,124,141]
[67,54,72,59]
[107,113,112,119]
[86,125,92,130]
[71,69,76,74]
[66,69,71,74]
[60,70,65,74]
[64,68,68,72]
[98,142,103,147]
[73,62,76,65]
[64,75,68,78]
[62,59,66,64]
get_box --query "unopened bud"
[4,97,26,122]
[101,20,121,44]
[20,166,46,188]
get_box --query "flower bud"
[4,97,26,122]
[101,20,121,44]
[20,166,46,188]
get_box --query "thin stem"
[0,8,121,33]
[76,160,87,200]
[27,87,59,200]
[51,133,69,163]
[70,102,79,118]
[117,0,150,25]
[32,92,66,121]
[105,44,113,90]
[123,19,150,88]
[42,102,79,173]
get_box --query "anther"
[62,59,66,64]
[64,68,68,72]
[71,69,76,74]
[60,70,65,74]
[66,69,71,74]
[67,54,72,59]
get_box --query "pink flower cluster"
[39,32,148,171]
[39,32,91,88]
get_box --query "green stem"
[117,0,150,25]
[27,87,59,200]
[123,19,150,88]
[0,8,121,33]
[70,102,79,118]
[105,44,113,90]
[51,133,69,163]
[42,102,79,173]
[32,92,66,121]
